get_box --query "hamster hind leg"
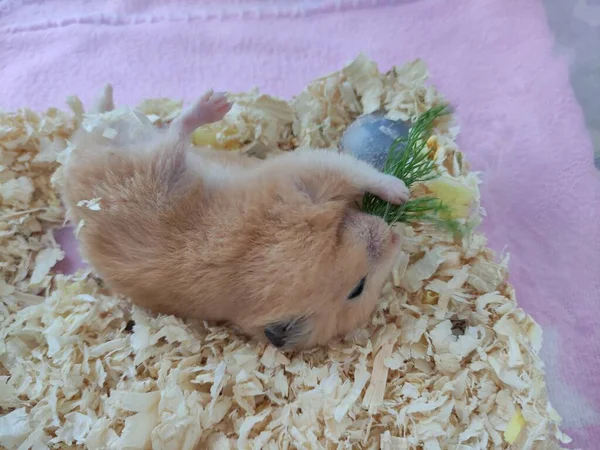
[168,90,232,142]
[151,90,234,192]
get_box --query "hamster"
[61,87,409,350]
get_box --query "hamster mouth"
[373,222,402,266]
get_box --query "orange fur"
[61,89,407,350]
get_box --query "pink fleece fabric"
[2,0,599,447]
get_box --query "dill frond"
[361,105,465,234]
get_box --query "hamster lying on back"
[61,87,408,350]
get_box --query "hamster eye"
[348,276,366,300]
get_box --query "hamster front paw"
[371,175,409,204]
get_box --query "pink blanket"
[2,0,599,447]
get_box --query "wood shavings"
[334,359,370,422]
[0,176,35,208]
[30,246,64,286]
[136,98,183,126]
[76,197,102,211]
[192,90,295,155]
[0,54,568,450]
[402,247,447,292]
[468,258,506,293]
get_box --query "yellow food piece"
[191,124,241,150]
[426,135,438,150]
[504,409,526,444]
[191,125,220,147]
[423,290,439,305]
[426,177,474,219]
[426,136,439,159]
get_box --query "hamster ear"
[305,200,347,234]
[264,317,310,349]
[293,178,357,233]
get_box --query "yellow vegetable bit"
[426,136,438,159]
[191,124,240,150]
[426,177,474,219]
[423,290,439,305]
[426,135,438,149]
[191,125,220,147]
[504,409,526,444]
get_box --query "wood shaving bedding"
[0,54,570,449]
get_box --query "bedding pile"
[0,55,570,449]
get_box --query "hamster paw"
[192,90,232,125]
[177,90,232,135]
[372,175,409,204]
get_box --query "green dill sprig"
[362,104,464,234]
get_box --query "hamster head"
[229,179,403,350]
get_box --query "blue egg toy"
[340,112,410,170]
